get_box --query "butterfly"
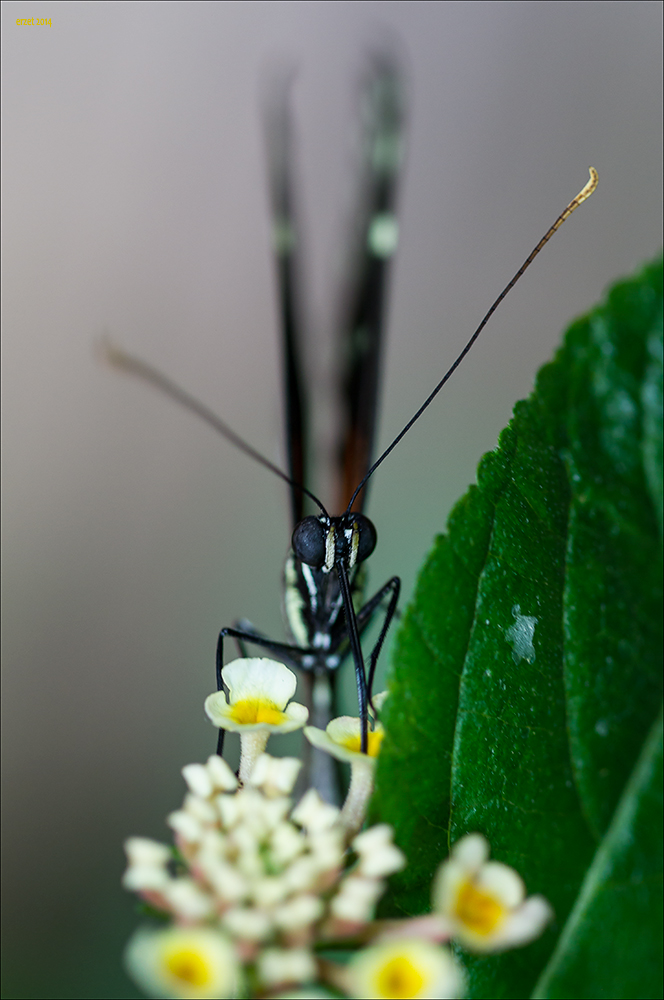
[105,54,596,801]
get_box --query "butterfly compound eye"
[292,516,327,568]
[354,514,377,563]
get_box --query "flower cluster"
[124,751,406,997]
[123,658,553,999]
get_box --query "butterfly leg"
[355,575,401,707]
[230,618,270,657]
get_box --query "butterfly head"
[292,513,377,574]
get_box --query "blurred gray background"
[2,2,662,996]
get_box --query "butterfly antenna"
[346,167,598,513]
[101,339,328,517]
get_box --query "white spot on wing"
[368,212,399,257]
[505,604,537,664]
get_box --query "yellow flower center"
[376,954,426,998]
[455,879,505,935]
[164,946,211,987]
[231,698,286,725]
[342,728,384,757]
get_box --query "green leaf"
[371,256,663,998]
[533,708,663,999]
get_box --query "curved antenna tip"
[549,166,598,236]
[579,166,599,203]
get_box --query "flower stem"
[238,732,270,783]
[340,760,374,833]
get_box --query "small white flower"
[183,793,217,826]
[251,875,290,908]
[248,753,302,796]
[257,947,317,988]
[124,837,171,869]
[304,716,384,765]
[122,863,171,894]
[253,795,292,834]
[304,717,384,831]
[223,905,273,941]
[269,822,305,865]
[167,810,204,846]
[432,833,553,952]
[231,832,264,880]
[307,827,346,870]
[182,763,214,799]
[205,658,308,734]
[124,925,240,999]
[237,799,275,839]
[224,788,289,840]
[198,855,248,902]
[215,792,243,829]
[353,824,406,878]
[204,753,239,792]
[291,788,341,832]
[346,939,463,999]
[162,879,215,921]
[272,893,324,931]
[205,659,308,782]
[330,875,385,923]
[282,855,325,894]
[122,838,172,900]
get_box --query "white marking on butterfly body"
[505,604,537,664]
[284,556,308,648]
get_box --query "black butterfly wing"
[335,53,406,514]
[263,70,308,527]
[264,55,405,524]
